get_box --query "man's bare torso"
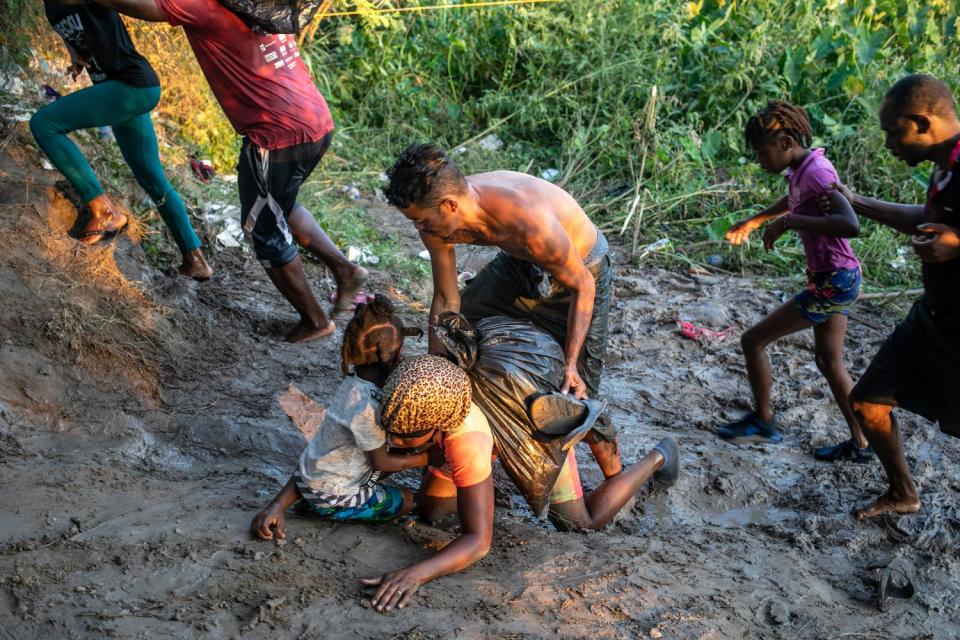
[438,170,597,261]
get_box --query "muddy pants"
[459,236,613,399]
[30,81,200,254]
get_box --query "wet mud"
[0,130,958,640]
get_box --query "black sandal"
[76,220,129,244]
[528,392,608,452]
[869,557,916,611]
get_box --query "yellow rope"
[319,0,562,18]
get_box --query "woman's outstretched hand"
[360,568,424,612]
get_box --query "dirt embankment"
[0,114,958,640]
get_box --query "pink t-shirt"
[785,148,860,274]
[156,0,333,150]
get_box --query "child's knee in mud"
[400,487,416,516]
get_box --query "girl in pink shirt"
[719,101,871,463]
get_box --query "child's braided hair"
[744,100,813,150]
[341,294,423,375]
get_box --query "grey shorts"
[237,133,331,268]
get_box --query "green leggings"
[30,81,200,254]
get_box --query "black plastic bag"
[220,0,322,35]
[436,312,567,515]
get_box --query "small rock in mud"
[680,302,730,328]
[253,551,265,561]
[709,475,735,495]
[769,600,789,625]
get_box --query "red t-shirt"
[156,0,333,150]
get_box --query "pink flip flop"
[329,290,375,312]
[677,320,733,343]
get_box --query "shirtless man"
[829,74,960,519]
[384,143,620,480]
[384,143,611,403]
[93,0,367,342]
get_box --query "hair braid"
[341,294,422,374]
[745,100,813,149]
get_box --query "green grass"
[293,0,956,290]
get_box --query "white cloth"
[297,376,385,499]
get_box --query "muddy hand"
[251,507,286,541]
[360,570,422,612]
[911,223,960,263]
[561,367,588,400]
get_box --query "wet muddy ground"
[0,129,958,639]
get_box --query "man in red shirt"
[94,0,367,342]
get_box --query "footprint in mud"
[755,596,792,627]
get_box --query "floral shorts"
[299,482,405,523]
[794,267,861,324]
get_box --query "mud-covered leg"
[851,400,920,519]
[549,448,665,531]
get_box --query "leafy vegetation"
[7,1,960,289]
[299,0,958,288]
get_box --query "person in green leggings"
[32,0,211,280]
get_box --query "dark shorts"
[459,235,613,398]
[851,299,960,437]
[794,267,861,324]
[237,133,332,268]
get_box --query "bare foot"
[178,249,213,281]
[332,266,369,313]
[78,196,128,245]
[853,490,921,520]
[285,319,336,343]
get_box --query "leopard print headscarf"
[380,355,472,434]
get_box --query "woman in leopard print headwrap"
[361,354,496,613]
[380,355,473,434]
